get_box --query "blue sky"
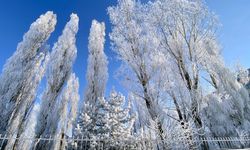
[0,0,250,99]
[206,0,250,68]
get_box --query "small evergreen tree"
[75,90,135,149]
[106,91,136,149]
[107,91,135,140]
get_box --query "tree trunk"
[141,80,166,149]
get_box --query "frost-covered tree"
[109,0,248,149]
[237,67,249,85]
[150,0,218,120]
[106,91,135,140]
[6,51,50,150]
[0,11,56,132]
[237,67,250,94]
[75,97,109,149]
[75,90,135,149]
[14,104,40,150]
[147,0,223,148]
[148,0,250,148]
[106,91,136,149]
[0,11,56,149]
[108,0,167,146]
[52,73,80,150]
[74,19,108,149]
[84,19,108,108]
[75,97,108,138]
[202,65,250,148]
[35,13,79,149]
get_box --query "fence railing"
[0,134,250,150]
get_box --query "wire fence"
[0,134,250,150]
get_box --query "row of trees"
[0,0,250,149]
[108,0,250,149]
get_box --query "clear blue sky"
[0,0,250,99]
[206,0,250,68]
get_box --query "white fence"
[0,134,250,150]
